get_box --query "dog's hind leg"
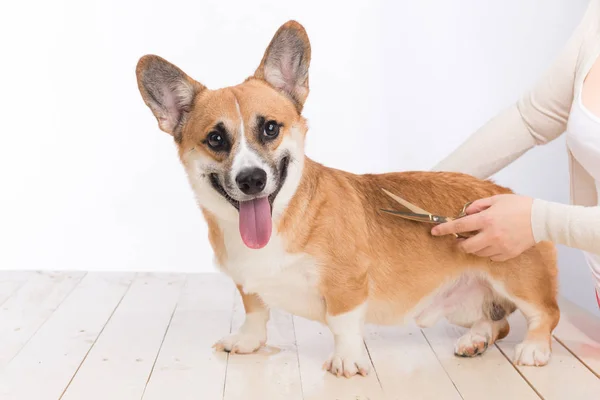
[508,297,559,366]
[489,246,560,366]
[454,318,510,357]
[440,274,513,358]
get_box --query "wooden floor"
[0,272,598,400]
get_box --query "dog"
[135,20,559,378]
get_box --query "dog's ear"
[254,20,311,112]
[136,55,205,140]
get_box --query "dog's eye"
[263,120,280,138]
[207,132,226,150]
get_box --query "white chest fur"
[218,223,325,322]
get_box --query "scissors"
[379,188,476,239]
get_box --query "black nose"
[235,168,267,195]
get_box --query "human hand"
[431,194,535,262]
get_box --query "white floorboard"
[0,271,86,369]
[141,274,236,400]
[553,297,600,377]
[496,312,600,400]
[0,272,34,306]
[422,320,539,400]
[364,323,463,400]
[0,272,133,400]
[0,271,598,400]
[60,273,186,400]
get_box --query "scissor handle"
[457,201,473,218]
[446,201,476,239]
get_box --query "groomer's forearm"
[432,105,537,179]
[532,199,600,254]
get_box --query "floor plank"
[294,316,383,400]
[364,323,462,400]
[0,271,86,369]
[422,320,539,400]
[60,273,186,400]
[553,297,600,377]
[0,271,35,306]
[496,311,600,400]
[142,273,236,400]
[0,272,134,400]
[223,293,303,400]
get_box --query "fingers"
[490,254,510,262]
[431,213,484,236]
[465,197,496,215]
[457,237,507,260]
[490,249,522,262]
[458,237,514,261]
[473,246,501,258]
[429,196,521,262]
[458,234,488,254]
[457,233,502,257]
[431,197,499,236]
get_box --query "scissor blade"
[380,188,431,215]
[379,209,439,224]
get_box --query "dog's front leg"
[322,281,371,378]
[213,285,269,354]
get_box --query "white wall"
[1,0,597,314]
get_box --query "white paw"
[322,346,371,378]
[454,331,490,357]
[514,341,551,366]
[212,332,265,354]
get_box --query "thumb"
[465,197,496,215]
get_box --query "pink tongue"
[239,197,272,249]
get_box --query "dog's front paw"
[212,332,265,354]
[322,349,371,378]
[513,341,551,366]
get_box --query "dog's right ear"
[253,20,311,113]
[136,55,205,140]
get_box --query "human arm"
[432,0,595,179]
[532,198,600,254]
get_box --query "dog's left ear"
[254,20,311,112]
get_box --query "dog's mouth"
[209,156,289,250]
[209,174,239,210]
[208,156,290,213]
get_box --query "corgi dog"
[135,20,559,377]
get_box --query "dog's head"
[136,21,311,250]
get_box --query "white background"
[1,0,597,315]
